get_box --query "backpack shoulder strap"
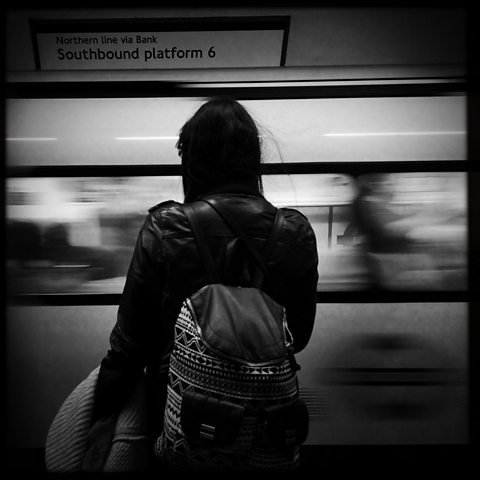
[183,202,220,284]
[253,207,284,288]
[202,198,284,289]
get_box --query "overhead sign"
[30,17,290,70]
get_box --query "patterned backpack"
[155,199,309,471]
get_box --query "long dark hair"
[177,97,263,201]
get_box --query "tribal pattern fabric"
[155,302,301,471]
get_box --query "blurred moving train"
[6,87,469,454]
[6,95,468,294]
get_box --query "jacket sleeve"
[281,214,319,354]
[92,212,165,422]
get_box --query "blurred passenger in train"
[87,97,319,471]
[42,222,124,281]
[354,173,467,289]
[6,219,124,294]
[6,219,43,264]
[6,220,45,293]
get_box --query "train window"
[6,95,466,167]
[6,171,467,294]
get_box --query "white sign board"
[31,17,289,70]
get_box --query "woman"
[90,97,319,470]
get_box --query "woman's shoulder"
[146,200,188,231]
[148,199,182,214]
[280,206,313,227]
[278,207,317,243]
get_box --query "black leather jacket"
[93,178,319,433]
